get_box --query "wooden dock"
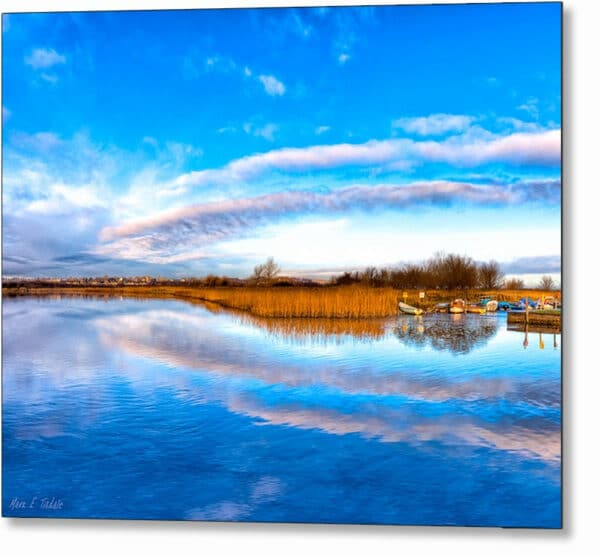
[507,310,561,330]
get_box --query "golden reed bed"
[4,285,560,319]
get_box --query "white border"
[2,1,600,552]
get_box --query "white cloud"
[98,179,559,263]
[165,141,204,165]
[315,126,331,135]
[24,48,66,69]
[205,55,237,72]
[11,131,63,152]
[168,129,561,193]
[200,53,285,98]
[142,136,159,148]
[27,184,106,215]
[258,74,286,96]
[141,137,203,166]
[283,11,313,39]
[243,122,278,141]
[40,72,59,84]
[496,117,543,133]
[393,113,476,135]
[254,123,278,142]
[415,130,560,166]
[517,97,540,119]
[2,105,10,121]
[338,53,350,65]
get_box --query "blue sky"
[2,4,561,284]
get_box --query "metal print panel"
[1,3,562,527]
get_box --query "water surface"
[2,296,561,526]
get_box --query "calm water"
[2,296,561,527]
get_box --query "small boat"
[478,297,492,307]
[497,301,512,311]
[537,297,557,310]
[433,302,449,313]
[398,301,423,316]
[466,305,486,314]
[520,297,537,308]
[485,300,498,312]
[449,299,465,314]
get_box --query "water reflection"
[508,324,561,350]
[2,297,561,527]
[90,306,560,408]
[394,313,499,354]
[234,312,387,344]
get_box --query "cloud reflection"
[89,304,560,462]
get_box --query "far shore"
[2,284,561,319]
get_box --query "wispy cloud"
[167,129,561,193]
[141,137,203,167]
[26,184,107,215]
[287,10,313,39]
[501,255,561,275]
[2,105,11,122]
[10,131,63,153]
[98,179,559,263]
[24,47,66,69]
[338,53,350,65]
[315,125,331,135]
[183,54,286,96]
[496,117,543,133]
[332,7,376,65]
[517,97,540,119]
[243,122,279,141]
[205,55,238,73]
[258,74,286,96]
[24,47,66,84]
[393,114,476,136]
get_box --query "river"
[2,296,561,527]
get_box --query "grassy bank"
[3,284,561,319]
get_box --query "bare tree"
[538,275,555,290]
[253,257,280,283]
[478,260,504,289]
[504,277,525,290]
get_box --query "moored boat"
[478,297,492,307]
[466,305,486,314]
[449,299,465,314]
[485,300,498,312]
[537,296,557,310]
[398,301,423,316]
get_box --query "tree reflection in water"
[394,313,499,354]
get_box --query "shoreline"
[2,285,562,320]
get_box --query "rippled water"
[2,296,561,527]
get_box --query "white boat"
[398,301,423,316]
[449,299,465,314]
[486,300,498,312]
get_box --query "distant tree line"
[2,255,557,292]
[332,253,511,290]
